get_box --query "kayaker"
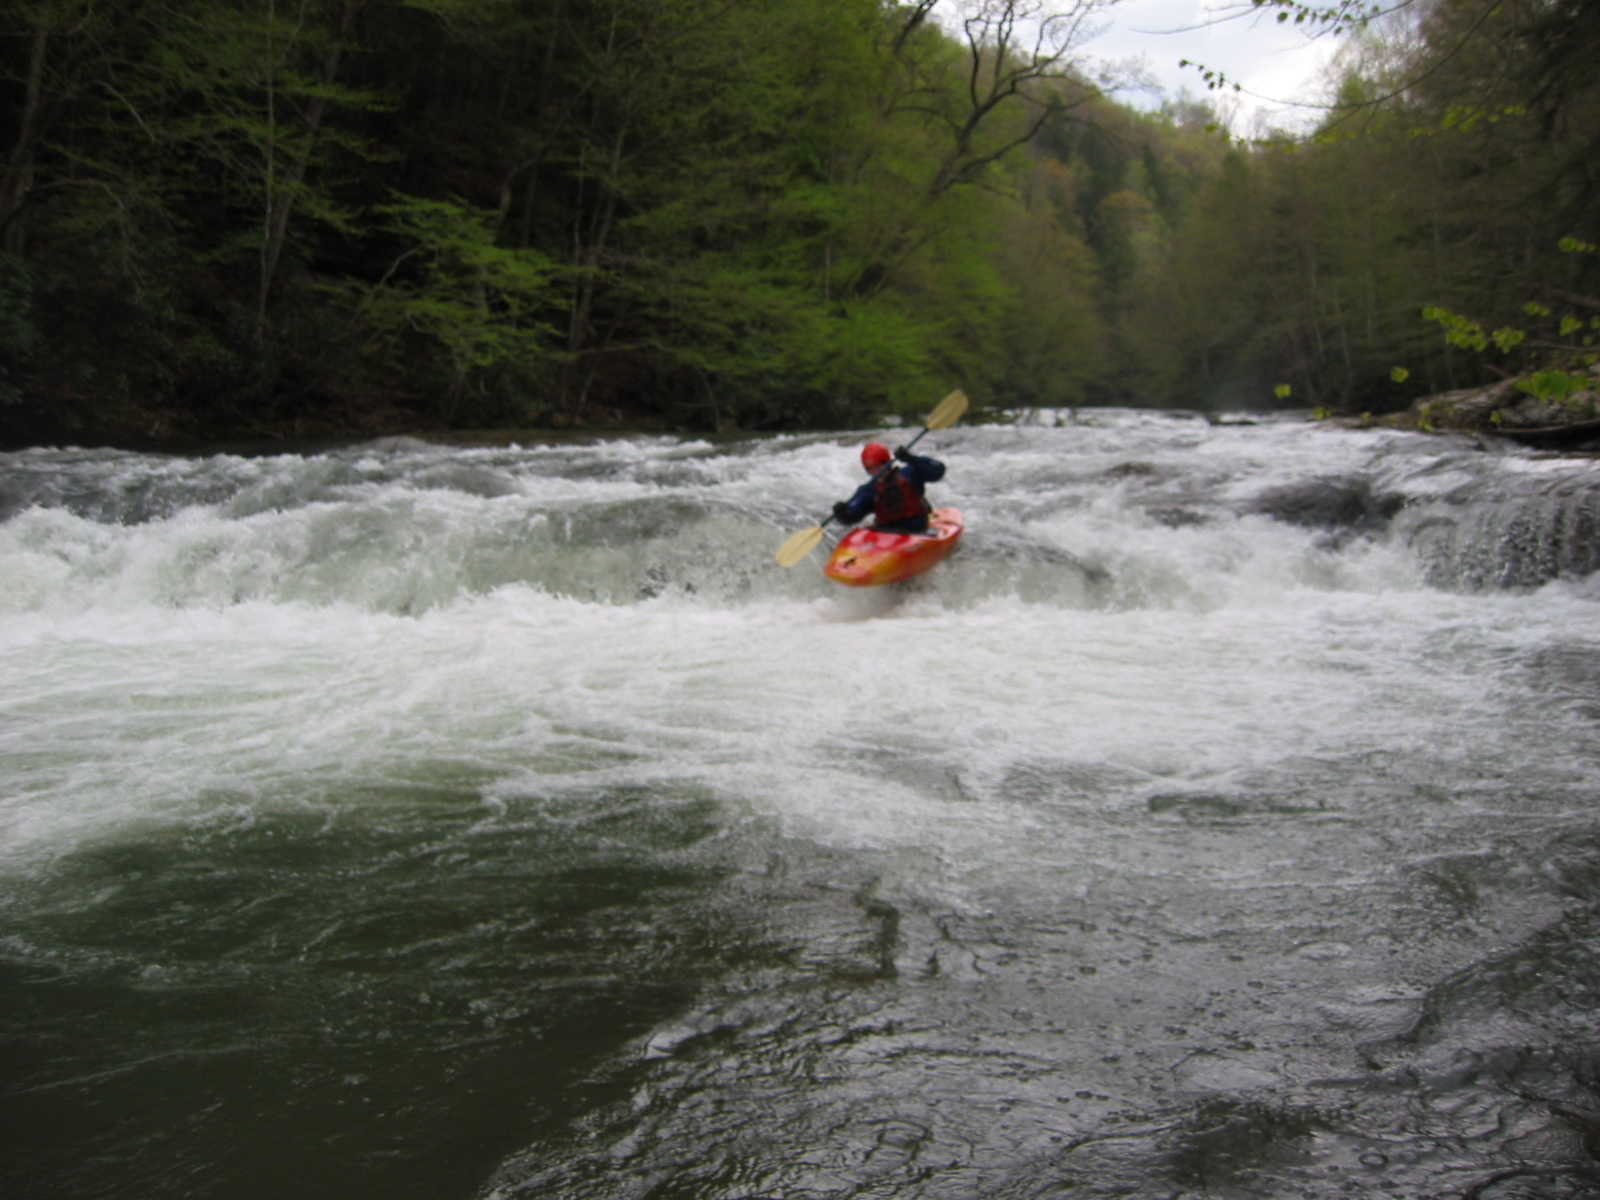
[832,442,945,534]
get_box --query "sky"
[1074,0,1347,132]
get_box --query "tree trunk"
[564,124,624,416]
[0,24,50,253]
[256,0,361,342]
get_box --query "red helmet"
[860,441,891,470]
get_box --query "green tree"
[340,193,563,421]
[141,0,387,342]
[990,157,1107,406]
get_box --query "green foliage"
[1422,231,1600,412]
[1515,369,1589,408]
[2,0,1596,442]
[1421,306,1486,352]
[1134,0,1600,417]
[347,193,562,418]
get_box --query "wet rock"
[1148,506,1210,529]
[1246,477,1405,532]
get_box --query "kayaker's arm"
[833,484,874,526]
[894,448,946,483]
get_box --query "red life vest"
[872,469,930,525]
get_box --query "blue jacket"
[838,451,945,527]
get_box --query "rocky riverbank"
[1369,366,1600,452]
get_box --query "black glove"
[893,445,912,462]
[832,501,852,522]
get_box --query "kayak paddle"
[774,389,969,568]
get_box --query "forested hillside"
[1,0,1595,446]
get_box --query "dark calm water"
[4,410,1600,1199]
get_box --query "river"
[3,409,1600,1199]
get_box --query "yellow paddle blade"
[774,524,825,567]
[925,389,969,431]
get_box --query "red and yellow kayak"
[823,507,964,587]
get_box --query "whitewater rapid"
[4,410,1600,1199]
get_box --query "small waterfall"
[1397,474,1600,590]
[1232,437,1600,592]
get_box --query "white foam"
[2,415,1596,877]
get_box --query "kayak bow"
[822,507,964,587]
